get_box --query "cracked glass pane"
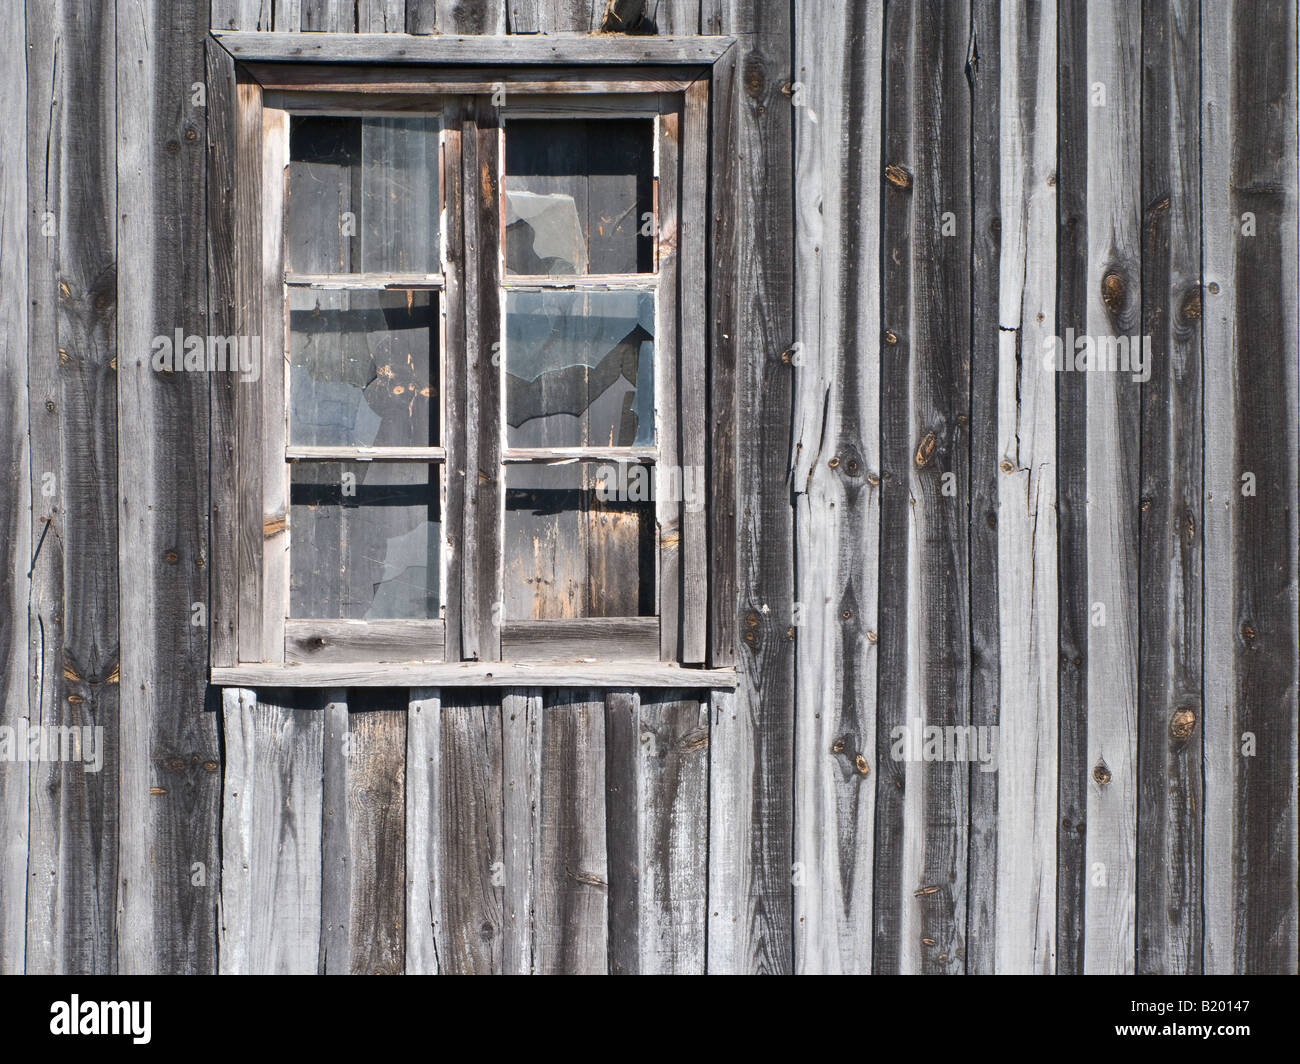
[288,115,440,275]
[504,118,653,275]
[505,289,654,449]
[288,289,437,448]
[503,461,654,619]
[290,462,440,620]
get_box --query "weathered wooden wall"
[0,0,1296,974]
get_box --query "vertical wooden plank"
[117,0,222,975]
[706,41,737,670]
[0,1,28,974]
[501,687,539,973]
[25,0,119,976]
[404,688,442,973]
[461,100,503,659]
[318,689,350,972]
[993,0,1057,975]
[359,0,407,32]
[235,76,263,662]
[274,0,304,31]
[438,689,505,973]
[508,1,598,34]
[655,0,700,35]
[210,0,272,30]
[657,104,682,661]
[606,690,709,973]
[343,691,407,974]
[300,0,353,32]
[438,0,507,34]
[1054,0,1089,977]
[261,108,288,663]
[1137,0,1203,975]
[219,689,323,974]
[207,40,239,668]
[875,0,972,976]
[1083,0,1142,975]
[678,80,708,663]
[966,0,1000,976]
[1203,0,1299,975]
[791,0,882,975]
[534,689,607,974]
[700,0,795,977]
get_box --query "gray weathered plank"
[24,0,120,976]
[437,690,506,973]
[700,0,795,977]
[211,0,272,30]
[438,0,507,34]
[1083,0,1142,975]
[966,0,1000,976]
[1054,0,1089,976]
[300,0,353,33]
[500,688,539,972]
[1202,0,1299,975]
[214,31,735,64]
[606,690,708,973]
[509,0,599,33]
[993,0,1057,975]
[117,0,221,974]
[404,688,442,973]
[790,0,882,975]
[359,0,407,32]
[0,2,29,974]
[534,689,608,973]
[341,692,407,974]
[1136,0,1203,975]
[461,99,503,659]
[219,689,323,974]
[319,689,351,973]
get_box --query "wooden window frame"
[207,34,736,689]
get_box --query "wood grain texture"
[214,32,734,63]
[1136,0,1203,975]
[875,0,973,976]
[219,689,323,974]
[0,3,29,975]
[116,0,221,975]
[437,690,506,973]
[534,689,608,973]
[1053,0,1089,976]
[966,0,1001,977]
[700,0,795,977]
[500,688,540,972]
[437,0,507,34]
[211,0,272,31]
[993,0,1057,975]
[404,688,442,972]
[791,0,882,975]
[1202,0,1299,975]
[340,691,408,974]
[606,690,708,973]
[1082,0,1142,975]
[24,0,120,976]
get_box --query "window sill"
[211,661,739,689]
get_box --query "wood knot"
[1169,707,1196,741]
[884,329,898,345]
[854,753,870,775]
[1180,288,1201,322]
[1092,761,1112,786]
[915,432,936,467]
[885,163,912,188]
[831,737,846,754]
[1101,271,1126,317]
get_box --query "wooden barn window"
[207,36,736,687]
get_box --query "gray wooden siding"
[0,0,1295,975]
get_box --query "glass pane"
[505,118,653,275]
[288,289,437,448]
[290,462,440,620]
[505,289,654,449]
[503,462,654,619]
[288,115,439,275]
